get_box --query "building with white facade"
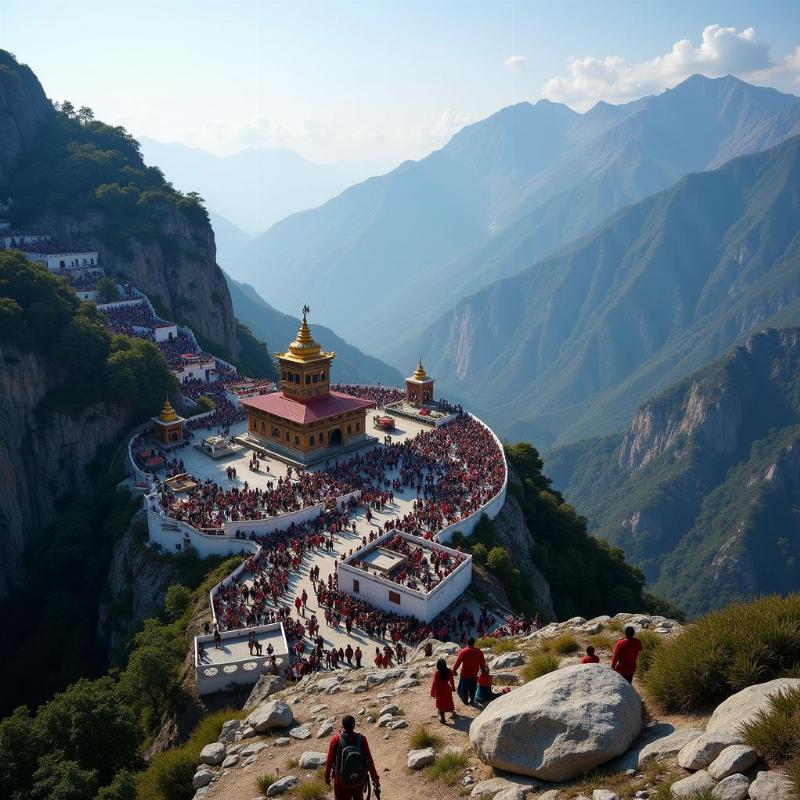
[25,249,100,271]
[337,531,472,623]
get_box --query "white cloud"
[504,54,529,72]
[427,108,473,142]
[541,24,797,109]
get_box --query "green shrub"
[424,751,469,785]
[542,634,580,655]
[409,725,443,750]
[471,542,487,564]
[741,686,800,762]
[644,594,800,712]
[257,773,278,794]
[292,776,328,800]
[636,630,663,674]
[135,749,196,800]
[588,633,614,652]
[521,653,559,682]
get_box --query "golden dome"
[412,360,428,381]
[287,317,322,360]
[159,398,178,422]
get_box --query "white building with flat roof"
[337,531,472,623]
[26,249,99,271]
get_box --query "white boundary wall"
[337,530,472,623]
[194,621,290,695]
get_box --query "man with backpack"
[324,714,380,800]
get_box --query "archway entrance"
[329,428,342,447]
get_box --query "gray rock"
[638,728,705,768]
[221,754,239,768]
[299,751,327,769]
[244,674,287,710]
[240,725,257,740]
[241,742,269,757]
[407,747,436,769]
[193,768,214,789]
[711,773,750,800]
[289,725,311,740]
[748,771,795,800]
[219,719,242,743]
[670,770,715,798]
[267,776,299,796]
[395,676,419,689]
[592,792,619,800]
[388,719,408,730]
[193,788,213,800]
[463,775,476,786]
[537,790,561,800]
[677,731,742,769]
[491,651,525,669]
[707,679,800,734]
[494,788,527,800]
[379,704,399,716]
[246,700,294,733]
[377,713,394,727]
[469,664,642,781]
[470,778,537,798]
[199,741,226,766]
[317,721,334,738]
[707,746,758,780]
[273,737,290,747]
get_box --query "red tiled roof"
[241,390,374,425]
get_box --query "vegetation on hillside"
[644,594,800,712]
[0,548,241,800]
[0,251,177,414]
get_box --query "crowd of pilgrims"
[331,384,404,408]
[100,299,172,336]
[350,533,467,593]
[64,269,104,291]
[180,376,247,434]
[159,413,505,537]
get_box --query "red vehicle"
[374,414,396,431]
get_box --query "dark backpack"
[336,732,368,786]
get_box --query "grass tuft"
[424,751,469,785]
[292,776,329,800]
[409,725,444,750]
[521,653,559,682]
[257,773,278,794]
[588,633,614,652]
[541,634,580,655]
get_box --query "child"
[476,666,510,704]
[581,644,600,664]
[430,658,457,724]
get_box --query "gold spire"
[276,306,335,364]
[412,360,428,381]
[159,398,178,422]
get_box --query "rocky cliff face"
[0,341,133,600]
[548,327,800,615]
[42,206,239,357]
[0,52,51,185]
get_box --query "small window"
[272,426,279,437]
[309,435,315,446]
[285,432,290,441]
[305,374,311,384]
[251,419,256,431]
[353,579,360,594]
[355,422,360,432]
[347,424,352,434]
[294,435,300,445]
[388,590,401,605]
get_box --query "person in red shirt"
[452,636,487,705]
[430,658,457,724]
[611,626,643,683]
[324,715,380,800]
[581,645,600,664]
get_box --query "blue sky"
[3,1,800,168]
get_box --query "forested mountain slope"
[546,327,800,616]
[416,133,800,447]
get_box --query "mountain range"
[231,75,800,354]
[545,327,800,617]
[139,138,357,233]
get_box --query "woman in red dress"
[430,658,457,724]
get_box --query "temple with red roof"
[241,307,374,463]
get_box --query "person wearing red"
[324,715,380,800]
[452,636,487,705]
[430,658,457,724]
[581,645,600,664]
[611,626,643,683]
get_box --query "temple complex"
[241,308,374,464]
[150,398,185,445]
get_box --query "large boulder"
[469,664,642,781]
[707,679,800,734]
[711,774,750,800]
[246,699,294,733]
[198,741,226,765]
[299,751,327,769]
[748,771,795,800]
[407,747,436,769]
[244,674,287,710]
[637,727,705,768]
[670,770,715,798]
[678,731,742,769]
